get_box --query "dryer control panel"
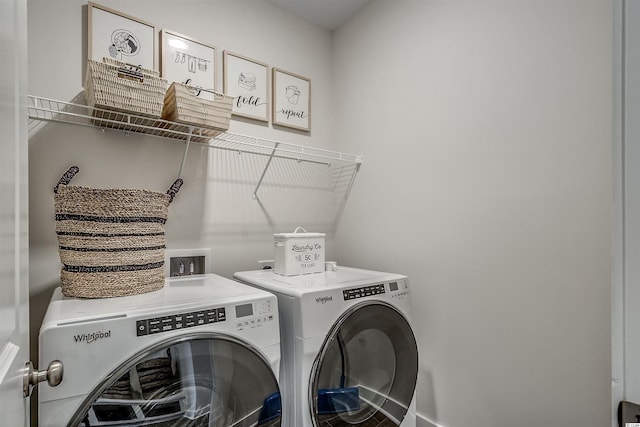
[389,279,410,298]
[343,283,386,300]
[342,280,410,301]
[235,298,275,330]
[136,307,226,336]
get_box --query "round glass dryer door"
[309,301,418,427]
[68,332,281,427]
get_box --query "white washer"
[38,274,282,427]
[234,266,418,427]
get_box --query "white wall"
[333,1,612,426]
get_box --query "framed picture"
[272,68,311,132]
[161,29,217,101]
[88,2,157,70]
[223,51,269,122]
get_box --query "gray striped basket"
[53,166,183,298]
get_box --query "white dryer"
[234,267,418,427]
[38,274,282,427]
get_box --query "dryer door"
[68,332,281,427]
[309,301,418,427]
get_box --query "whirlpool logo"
[73,330,111,344]
[315,296,333,304]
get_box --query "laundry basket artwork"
[53,166,183,298]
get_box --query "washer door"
[309,301,418,427]
[68,332,281,427]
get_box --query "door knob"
[23,360,63,397]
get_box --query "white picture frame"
[88,2,157,71]
[161,29,217,101]
[223,51,269,122]
[272,68,311,132]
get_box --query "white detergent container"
[273,227,325,276]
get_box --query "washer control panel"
[235,298,275,330]
[343,283,386,301]
[389,279,410,298]
[136,307,226,336]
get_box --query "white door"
[0,0,30,425]
[613,1,640,425]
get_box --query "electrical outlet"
[258,260,274,270]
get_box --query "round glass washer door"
[309,301,418,427]
[68,332,282,427]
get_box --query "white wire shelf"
[27,95,363,201]
[27,95,363,167]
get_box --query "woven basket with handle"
[84,58,167,128]
[53,166,183,298]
